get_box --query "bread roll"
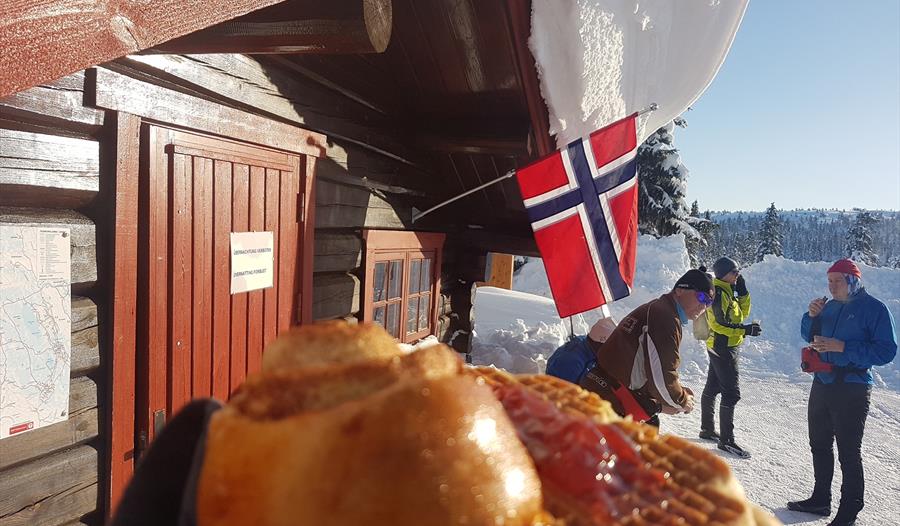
[197,343,549,526]
[261,320,403,372]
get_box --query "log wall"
[0,51,489,525]
[0,72,102,525]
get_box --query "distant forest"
[696,209,900,268]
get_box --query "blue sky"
[677,0,900,212]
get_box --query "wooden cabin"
[0,1,552,523]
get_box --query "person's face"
[723,270,739,285]
[827,272,849,300]
[678,287,714,319]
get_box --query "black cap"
[712,257,740,279]
[674,266,714,292]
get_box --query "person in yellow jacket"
[700,257,762,458]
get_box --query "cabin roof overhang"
[2,0,552,255]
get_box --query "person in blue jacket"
[788,259,897,526]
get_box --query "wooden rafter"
[504,0,554,157]
[151,0,392,55]
[0,0,293,98]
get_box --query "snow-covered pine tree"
[845,210,879,266]
[636,119,698,241]
[685,201,718,266]
[755,202,784,262]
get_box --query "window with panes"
[363,231,444,343]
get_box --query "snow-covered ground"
[471,235,900,525]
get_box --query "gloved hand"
[743,322,762,337]
[734,274,749,296]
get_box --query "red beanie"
[827,259,861,278]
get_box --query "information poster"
[230,231,274,294]
[0,226,72,439]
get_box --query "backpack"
[546,335,596,384]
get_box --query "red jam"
[494,384,672,521]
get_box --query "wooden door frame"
[103,72,325,517]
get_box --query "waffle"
[470,367,780,526]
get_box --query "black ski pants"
[807,380,871,508]
[701,343,740,440]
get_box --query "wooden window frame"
[362,230,445,343]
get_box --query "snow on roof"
[529,0,749,147]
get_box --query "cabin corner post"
[300,153,319,325]
[102,111,142,519]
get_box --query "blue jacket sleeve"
[800,312,814,342]
[843,304,898,367]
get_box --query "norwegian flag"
[515,114,639,318]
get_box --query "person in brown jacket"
[580,268,715,426]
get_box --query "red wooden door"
[137,124,308,445]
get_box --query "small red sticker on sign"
[9,422,34,435]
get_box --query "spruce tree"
[755,203,783,262]
[845,210,879,266]
[685,201,718,266]
[636,119,697,240]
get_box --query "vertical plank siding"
[229,164,250,392]
[211,161,233,401]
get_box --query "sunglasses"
[695,291,714,306]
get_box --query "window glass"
[418,294,430,330]
[373,306,386,328]
[406,299,418,334]
[388,260,402,299]
[409,259,421,295]
[421,258,432,291]
[386,303,400,338]
[373,262,386,302]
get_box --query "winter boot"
[699,393,718,441]
[826,498,863,526]
[719,404,736,444]
[717,437,751,459]
[699,429,720,441]
[787,496,831,517]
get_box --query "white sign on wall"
[230,231,274,294]
[0,226,72,439]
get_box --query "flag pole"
[412,169,516,222]
[411,103,658,223]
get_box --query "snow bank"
[474,235,900,391]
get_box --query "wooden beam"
[118,54,420,168]
[0,377,99,471]
[0,445,98,520]
[90,67,327,157]
[505,0,554,157]
[418,134,528,156]
[105,111,141,519]
[314,233,362,273]
[153,0,392,54]
[312,272,360,321]
[0,128,100,209]
[0,72,105,135]
[0,0,291,98]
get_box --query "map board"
[0,226,72,439]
